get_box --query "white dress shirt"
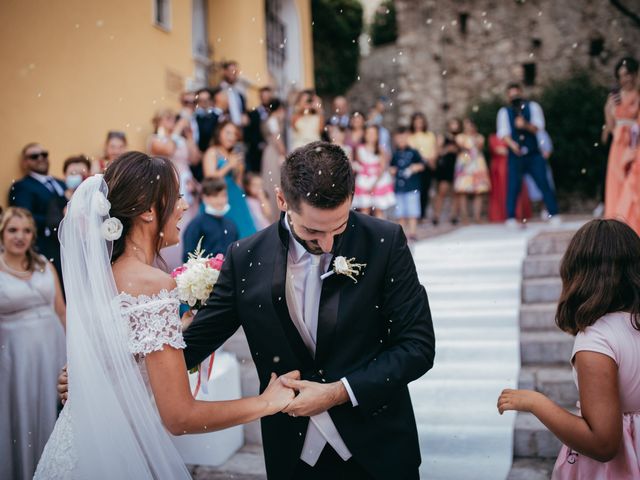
[496,101,545,140]
[283,219,356,465]
[221,81,244,126]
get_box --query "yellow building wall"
[295,0,315,90]
[0,0,194,207]
[208,0,314,107]
[208,0,270,107]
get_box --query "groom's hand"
[280,378,350,417]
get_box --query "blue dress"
[217,155,256,238]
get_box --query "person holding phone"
[291,90,324,151]
[603,57,639,219]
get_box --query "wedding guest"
[220,61,248,127]
[182,178,238,261]
[604,57,639,218]
[196,86,228,155]
[524,130,556,219]
[0,207,66,480]
[346,111,366,150]
[616,123,640,233]
[245,86,273,173]
[497,82,558,226]
[244,173,272,230]
[148,108,199,210]
[9,143,67,280]
[290,90,324,151]
[62,155,91,200]
[408,112,438,221]
[203,120,256,238]
[432,118,462,225]
[367,105,392,154]
[179,90,200,146]
[453,119,491,224]
[488,134,531,222]
[327,124,353,162]
[499,219,640,478]
[390,126,424,241]
[327,95,350,128]
[91,130,128,174]
[261,99,286,219]
[352,124,396,218]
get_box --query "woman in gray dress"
[0,207,66,480]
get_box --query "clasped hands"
[263,370,350,418]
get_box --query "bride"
[35,152,295,478]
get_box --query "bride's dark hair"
[103,151,180,265]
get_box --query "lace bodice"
[118,288,186,356]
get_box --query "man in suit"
[184,141,435,479]
[9,143,67,280]
[220,60,247,128]
[244,86,273,173]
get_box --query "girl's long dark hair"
[556,219,640,335]
[103,152,180,267]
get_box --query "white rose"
[101,217,123,241]
[93,191,111,216]
[334,256,349,275]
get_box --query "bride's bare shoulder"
[112,259,176,298]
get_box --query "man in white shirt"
[220,60,248,128]
[497,83,559,225]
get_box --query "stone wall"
[389,0,640,131]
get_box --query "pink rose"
[208,254,224,271]
[171,265,187,278]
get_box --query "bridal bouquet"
[171,238,224,310]
[172,238,224,396]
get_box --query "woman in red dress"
[488,134,531,222]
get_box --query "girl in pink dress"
[498,219,640,479]
[352,125,396,218]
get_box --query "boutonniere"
[320,256,367,283]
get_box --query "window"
[523,62,537,86]
[589,37,604,57]
[153,0,171,31]
[266,0,287,78]
[458,13,469,35]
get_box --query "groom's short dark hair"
[280,141,355,211]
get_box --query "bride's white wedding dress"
[33,176,192,479]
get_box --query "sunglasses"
[26,151,49,160]
[182,99,196,106]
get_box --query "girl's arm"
[498,351,622,462]
[203,148,233,179]
[146,347,296,435]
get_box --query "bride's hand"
[260,371,298,415]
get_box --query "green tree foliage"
[370,0,397,46]
[312,0,363,97]
[469,71,608,197]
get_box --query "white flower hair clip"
[101,217,123,241]
[93,191,111,216]
[321,256,367,283]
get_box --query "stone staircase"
[508,230,579,480]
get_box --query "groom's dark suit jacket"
[184,211,435,480]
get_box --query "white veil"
[59,175,190,478]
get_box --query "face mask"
[66,174,83,190]
[204,203,230,217]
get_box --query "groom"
[184,141,435,479]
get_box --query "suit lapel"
[272,218,315,371]
[315,211,354,365]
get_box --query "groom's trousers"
[292,447,373,480]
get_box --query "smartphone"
[610,87,621,105]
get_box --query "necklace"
[0,254,31,278]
